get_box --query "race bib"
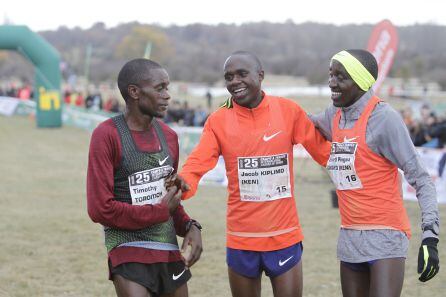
[326,141,362,190]
[238,153,291,202]
[128,165,173,205]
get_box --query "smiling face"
[329,60,365,108]
[130,68,171,118]
[223,54,264,108]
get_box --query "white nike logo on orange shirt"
[263,131,282,142]
[343,136,358,143]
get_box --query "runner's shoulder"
[212,99,234,118]
[269,95,306,116]
[89,118,120,150]
[156,119,178,141]
[92,118,117,138]
[371,101,403,125]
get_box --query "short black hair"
[228,50,263,72]
[346,49,378,80]
[117,58,163,101]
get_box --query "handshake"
[162,174,190,215]
[165,173,188,191]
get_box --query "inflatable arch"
[0,25,62,127]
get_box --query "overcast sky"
[1,0,445,31]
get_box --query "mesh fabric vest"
[104,114,179,252]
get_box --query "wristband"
[185,219,202,233]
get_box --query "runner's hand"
[165,174,190,192]
[181,225,203,267]
[162,186,182,215]
[417,237,440,282]
[176,174,190,192]
[165,174,179,190]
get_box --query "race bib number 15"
[238,153,291,202]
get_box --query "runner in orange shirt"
[179,51,331,297]
[311,49,440,296]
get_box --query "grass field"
[0,105,445,296]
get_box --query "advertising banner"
[367,19,398,94]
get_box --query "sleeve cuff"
[422,230,439,241]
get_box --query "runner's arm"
[86,125,170,230]
[169,140,193,236]
[293,105,332,166]
[179,117,221,200]
[165,133,193,236]
[308,103,336,141]
[172,205,191,236]
[370,105,439,240]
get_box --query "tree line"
[1,21,446,89]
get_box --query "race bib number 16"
[326,142,362,190]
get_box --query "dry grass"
[0,108,445,296]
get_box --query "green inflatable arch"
[0,25,62,127]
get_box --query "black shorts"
[110,261,191,296]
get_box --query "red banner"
[367,19,398,94]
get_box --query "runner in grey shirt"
[310,49,440,296]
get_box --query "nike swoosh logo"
[159,156,169,166]
[172,269,186,280]
[343,136,358,143]
[279,256,294,266]
[263,131,282,142]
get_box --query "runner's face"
[136,68,170,118]
[224,55,264,108]
[328,60,364,108]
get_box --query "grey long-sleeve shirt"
[310,90,439,240]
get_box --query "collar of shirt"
[340,89,374,122]
[233,91,270,117]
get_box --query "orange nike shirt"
[180,94,331,251]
